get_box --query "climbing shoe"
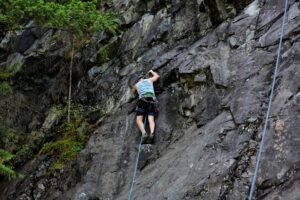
[149,133,155,144]
[141,132,148,144]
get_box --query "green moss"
[0,163,16,180]
[51,162,64,171]
[0,82,12,95]
[52,105,65,117]
[98,37,121,63]
[0,128,22,153]
[61,141,83,160]
[16,144,33,159]
[99,46,110,63]
[0,73,14,81]
[40,138,81,157]
[40,138,83,170]
[0,64,18,96]
[0,149,17,180]
[7,62,22,74]
[0,149,14,161]
[0,127,36,170]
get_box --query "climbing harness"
[248,0,289,199]
[128,116,147,200]
[136,97,159,116]
[139,97,156,104]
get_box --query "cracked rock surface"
[0,0,299,200]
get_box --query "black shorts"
[136,98,159,116]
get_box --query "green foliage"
[15,144,33,159]
[0,82,12,95]
[40,138,83,170]
[0,127,35,163]
[0,0,118,35]
[98,36,121,63]
[99,46,109,63]
[0,128,19,151]
[0,73,14,81]
[0,149,14,161]
[0,149,17,180]
[0,62,22,96]
[53,103,84,127]
[7,62,22,74]
[39,103,90,171]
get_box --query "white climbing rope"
[248,0,289,199]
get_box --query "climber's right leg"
[148,115,155,137]
[136,115,146,136]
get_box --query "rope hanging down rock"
[128,116,147,200]
[248,0,289,199]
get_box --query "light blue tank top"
[136,79,156,99]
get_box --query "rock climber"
[132,70,160,143]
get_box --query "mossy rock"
[0,149,17,180]
[6,59,23,74]
[0,128,21,152]
[0,82,12,96]
[40,137,83,170]
[86,109,106,123]
[0,73,14,81]
[0,127,38,167]
[15,144,34,160]
[98,36,121,63]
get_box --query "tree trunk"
[67,34,75,123]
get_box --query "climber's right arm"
[149,70,160,83]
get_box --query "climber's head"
[139,71,152,81]
[137,74,145,82]
[135,71,152,83]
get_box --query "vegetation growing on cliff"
[0,149,17,180]
[0,0,118,122]
[39,104,93,171]
[0,82,12,95]
[0,63,21,95]
[0,0,118,179]
[0,0,117,34]
[0,127,37,168]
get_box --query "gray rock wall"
[0,0,299,200]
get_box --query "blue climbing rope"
[128,116,147,200]
[248,0,289,199]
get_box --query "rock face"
[0,0,299,200]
